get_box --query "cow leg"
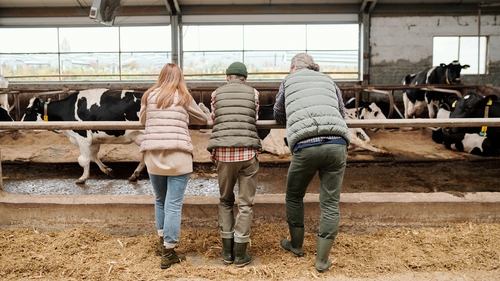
[348,130,389,154]
[76,148,92,184]
[427,100,439,119]
[352,128,371,142]
[403,92,410,119]
[128,153,146,182]
[89,144,113,177]
[76,143,111,184]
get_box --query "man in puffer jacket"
[207,62,261,267]
[273,53,350,273]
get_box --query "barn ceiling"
[0,0,499,21]
[0,0,498,7]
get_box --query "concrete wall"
[3,192,500,236]
[370,15,500,86]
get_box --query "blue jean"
[286,143,347,240]
[149,173,190,244]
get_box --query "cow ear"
[33,98,42,108]
[440,63,447,68]
[447,94,460,107]
[462,64,470,69]
[486,95,498,102]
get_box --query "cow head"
[447,92,498,134]
[450,92,497,119]
[362,102,387,120]
[0,106,13,122]
[21,97,44,122]
[438,60,470,84]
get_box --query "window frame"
[432,35,488,75]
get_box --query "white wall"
[369,15,500,86]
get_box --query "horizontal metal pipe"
[1,118,500,130]
[1,83,479,93]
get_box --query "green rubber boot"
[315,236,334,273]
[221,238,234,264]
[280,226,304,257]
[234,242,253,267]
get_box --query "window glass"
[0,28,58,53]
[433,36,487,74]
[59,27,119,52]
[121,26,171,52]
[0,53,59,81]
[459,36,487,75]
[183,26,243,51]
[121,52,172,80]
[183,51,244,77]
[243,51,299,76]
[182,23,360,79]
[1,24,360,81]
[307,24,358,50]
[60,53,119,81]
[244,25,306,51]
[433,37,459,65]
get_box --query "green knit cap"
[226,62,248,78]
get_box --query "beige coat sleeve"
[186,99,209,125]
[139,104,147,125]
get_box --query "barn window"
[0,26,171,81]
[433,36,487,75]
[182,24,360,80]
[0,24,358,81]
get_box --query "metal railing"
[2,118,500,190]
[2,118,500,131]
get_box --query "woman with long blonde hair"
[139,63,208,269]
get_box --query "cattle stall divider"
[0,83,480,120]
[2,118,500,190]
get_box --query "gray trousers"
[286,143,347,240]
[216,156,259,243]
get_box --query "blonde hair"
[290,53,320,71]
[142,63,193,109]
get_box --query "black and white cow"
[0,106,13,122]
[0,101,20,140]
[402,60,470,119]
[344,97,406,119]
[0,74,8,89]
[0,75,12,115]
[445,92,500,155]
[21,88,145,184]
[432,106,498,157]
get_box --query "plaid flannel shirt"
[210,89,260,162]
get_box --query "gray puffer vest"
[207,79,262,151]
[283,68,350,151]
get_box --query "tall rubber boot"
[221,238,234,264]
[315,236,334,273]
[234,242,253,267]
[280,226,304,257]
